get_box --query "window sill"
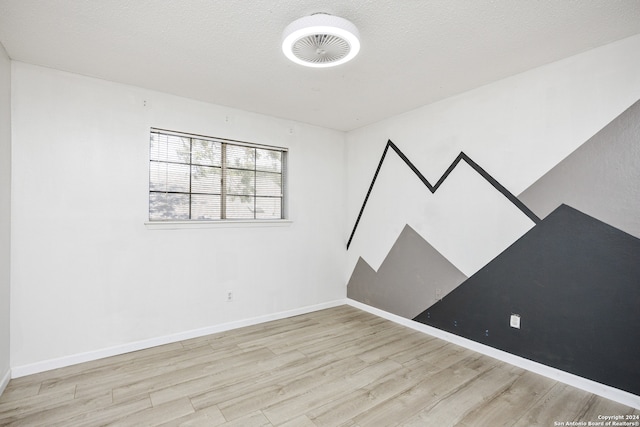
[144,219,293,230]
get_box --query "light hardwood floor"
[0,305,637,426]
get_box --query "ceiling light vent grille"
[282,13,360,68]
[292,34,350,64]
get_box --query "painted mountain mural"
[346,142,537,281]
[347,224,467,319]
[519,99,640,239]
[347,98,640,397]
[413,204,640,396]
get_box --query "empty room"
[0,1,639,425]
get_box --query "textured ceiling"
[1,1,639,131]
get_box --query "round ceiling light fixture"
[282,13,360,68]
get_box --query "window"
[149,129,286,221]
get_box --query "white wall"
[0,43,11,391]
[8,32,640,380]
[346,34,640,278]
[10,62,346,371]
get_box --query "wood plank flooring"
[0,305,637,426]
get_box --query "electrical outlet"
[226,290,233,302]
[510,314,521,329]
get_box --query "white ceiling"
[1,1,639,131]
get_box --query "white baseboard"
[347,299,640,410]
[11,299,346,379]
[12,298,637,410]
[0,367,10,397]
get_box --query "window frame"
[146,128,290,228]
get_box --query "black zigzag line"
[346,140,541,249]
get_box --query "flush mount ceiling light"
[282,13,360,68]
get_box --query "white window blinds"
[149,129,286,221]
